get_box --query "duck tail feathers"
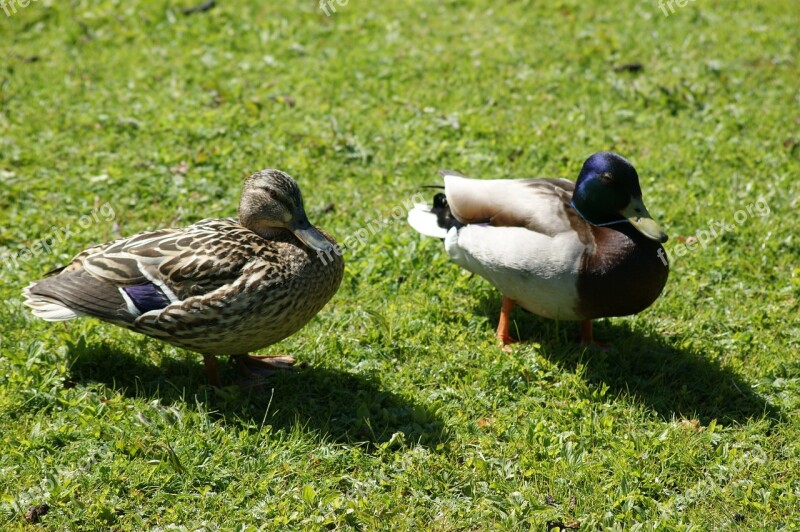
[407,192,462,239]
[23,282,82,321]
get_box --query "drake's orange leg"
[497,297,519,352]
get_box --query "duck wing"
[24,218,286,326]
[438,171,593,320]
[441,170,579,237]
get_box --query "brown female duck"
[24,170,344,386]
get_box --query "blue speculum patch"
[122,283,170,313]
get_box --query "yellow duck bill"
[621,198,668,243]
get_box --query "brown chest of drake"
[576,223,669,320]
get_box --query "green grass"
[1,0,799,528]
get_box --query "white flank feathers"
[445,224,584,321]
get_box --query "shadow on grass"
[474,294,783,426]
[67,342,448,448]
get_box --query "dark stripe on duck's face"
[575,224,669,320]
[123,283,170,313]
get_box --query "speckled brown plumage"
[24,169,344,385]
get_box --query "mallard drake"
[23,170,344,386]
[408,151,669,347]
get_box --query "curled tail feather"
[407,192,462,239]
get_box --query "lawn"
[1,0,799,529]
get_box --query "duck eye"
[599,172,613,184]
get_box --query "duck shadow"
[66,341,448,448]
[473,293,782,426]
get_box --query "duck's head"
[571,152,668,243]
[239,169,334,252]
